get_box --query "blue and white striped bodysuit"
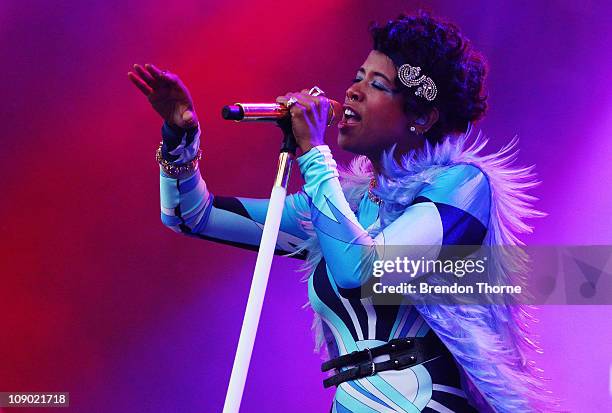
[159,124,491,412]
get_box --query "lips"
[339,104,362,129]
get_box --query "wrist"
[299,143,315,156]
[297,145,335,174]
[298,143,328,159]
[156,142,202,179]
[161,121,201,163]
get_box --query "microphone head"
[222,105,244,121]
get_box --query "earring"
[410,126,416,132]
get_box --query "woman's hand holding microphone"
[276,90,334,155]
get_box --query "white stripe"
[426,399,456,413]
[359,377,410,413]
[340,383,398,413]
[432,384,467,398]
[373,202,443,249]
[161,206,175,216]
[339,296,364,340]
[371,368,420,405]
[393,307,412,339]
[406,316,424,337]
[411,364,433,409]
[361,297,377,339]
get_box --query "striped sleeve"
[160,161,311,258]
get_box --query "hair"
[370,10,489,144]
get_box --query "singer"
[129,11,553,413]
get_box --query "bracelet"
[155,142,202,178]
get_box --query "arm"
[127,64,311,256]
[298,145,491,288]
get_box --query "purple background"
[1,0,611,411]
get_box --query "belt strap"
[322,336,447,388]
[321,338,415,372]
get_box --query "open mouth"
[342,106,362,124]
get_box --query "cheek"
[370,103,408,136]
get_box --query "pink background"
[1,0,611,411]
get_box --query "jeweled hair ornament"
[397,63,437,101]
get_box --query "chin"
[337,132,348,150]
[338,132,360,155]
[338,138,356,154]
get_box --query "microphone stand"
[222,117,296,413]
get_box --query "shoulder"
[432,163,488,189]
[417,163,491,226]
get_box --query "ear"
[417,107,439,133]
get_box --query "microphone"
[222,100,343,126]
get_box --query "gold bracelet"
[155,142,202,178]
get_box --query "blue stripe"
[335,386,380,413]
[179,185,208,215]
[365,374,422,413]
[348,380,392,409]
[390,305,410,338]
[308,275,359,355]
[334,400,352,413]
[417,322,431,337]
[435,202,488,245]
[310,197,371,246]
[178,172,200,193]
[191,195,214,234]
[399,308,420,337]
[161,212,181,226]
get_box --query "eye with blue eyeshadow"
[372,81,389,91]
[351,76,391,92]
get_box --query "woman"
[129,11,553,413]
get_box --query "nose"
[346,83,363,102]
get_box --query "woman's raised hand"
[128,64,198,129]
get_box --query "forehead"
[360,50,398,79]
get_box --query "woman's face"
[338,50,418,158]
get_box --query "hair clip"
[397,63,437,101]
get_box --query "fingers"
[276,92,311,107]
[276,90,330,129]
[133,64,155,86]
[130,63,180,94]
[145,63,163,79]
[286,92,323,119]
[127,71,152,96]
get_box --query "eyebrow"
[357,67,393,84]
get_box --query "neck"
[367,137,425,178]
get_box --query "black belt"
[321,336,447,388]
